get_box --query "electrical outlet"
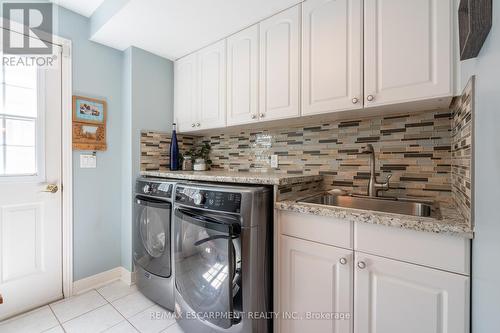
[270,154,279,168]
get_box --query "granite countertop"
[140,170,323,186]
[275,193,474,239]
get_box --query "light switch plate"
[271,154,279,168]
[80,154,97,168]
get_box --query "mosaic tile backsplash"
[198,110,453,203]
[451,78,474,225]
[141,97,474,223]
[140,131,196,172]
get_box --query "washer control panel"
[136,180,172,198]
[175,186,242,213]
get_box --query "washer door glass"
[134,197,171,278]
[174,208,240,329]
[140,207,165,257]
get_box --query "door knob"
[259,113,265,118]
[352,97,359,104]
[42,184,59,193]
[251,114,257,119]
[196,123,201,127]
[366,95,374,102]
[191,123,195,127]
[339,257,347,265]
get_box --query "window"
[0,65,39,177]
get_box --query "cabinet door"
[302,0,363,115]
[259,5,300,121]
[174,53,198,132]
[227,25,259,126]
[197,40,226,130]
[355,253,469,333]
[364,0,453,107]
[280,235,353,333]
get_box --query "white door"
[197,40,226,130]
[363,0,453,107]
[259,5,300,122]
[302,0,363,115]
[227,25,259,126]
[354,253,469,333]
[280,235,353,333]
[174,53,198,132]
[0,48,63,319]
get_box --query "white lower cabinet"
[276,211,470,333]
[279,235,353,333]
[354,253,470,333]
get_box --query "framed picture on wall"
[72,96,107,124]
[72,95,108,151]
[72,123,107,151]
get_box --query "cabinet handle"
[251,114,257,119]
[366,95,374,102]
[191,123,195,127]
[259,113,265,118]
[357,261,366,269]
[352,97,359,104]
[196,123,201,127]
[339,257,347,265]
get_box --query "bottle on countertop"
[169,123,179,171]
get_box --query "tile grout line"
[109,301,149,332]
[97,286,133,333]
[46,304,67,333]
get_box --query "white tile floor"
[0,280,184,333]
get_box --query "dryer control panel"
[175,186,242,213]
[135,179,173,198]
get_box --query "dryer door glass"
[134,197,171,278]
[174,207,241,329]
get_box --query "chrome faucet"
[360,144,392,197]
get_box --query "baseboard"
[73,267,135,295]
[120,267,136,286]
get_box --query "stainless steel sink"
[298,193,440,218]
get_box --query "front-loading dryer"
[133,177,177,311]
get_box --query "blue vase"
[170,123,179,171]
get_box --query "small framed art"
[72,96,107,151]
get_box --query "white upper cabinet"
[227,25,259,126]
[174,52,198,132]
[302,0,363,115]
[354,253,469,333]
[175,0,455,132]
[259,5,300,121]
[280,235,353,333]
[197,40,226,130]
[363,0,453,107]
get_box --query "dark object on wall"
[459,0,492,60]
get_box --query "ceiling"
[51,0,105,17]
[54,0,302,60]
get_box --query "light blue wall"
[51,7,173,279]
[121,46,174,271]
[460,3,500,332]
[53,7,124,280]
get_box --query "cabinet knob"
[191,123,195,127]
[366,95,374,102]
[339,257,347,265]
[352,97,359,104]
[357,261,366,269]
[196,123,201,127]
[251,114,257,119]
[259,113,265,118]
